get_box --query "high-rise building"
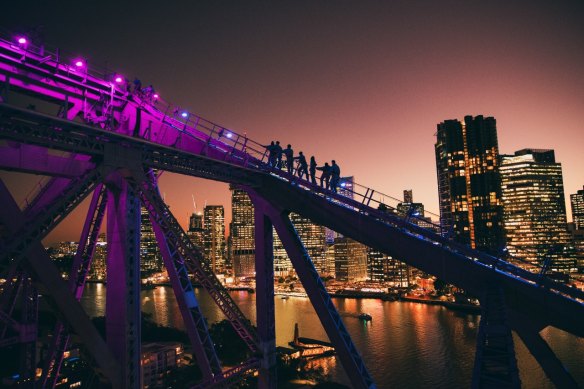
[334,236,367,282]
[435,115,505,253]
[571,186,584,230]
[500,149,577,273]
[140,206,162,275]
[367,248,387,282]
[570,186,584,271]
[89,233,107,281]
[273,213,326,277]
[187,212,205,249]
[230,187,255,278]
[203,205,226,273]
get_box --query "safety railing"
[1,30,582,298]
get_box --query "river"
[80,283,584,388]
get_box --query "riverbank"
[400,295,481,314]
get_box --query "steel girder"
[472,284,520,388]
[134,175,259,353]
[40,184,107,388]
[249,191,376,389]
[249,177,584,338]
[0,180,122,387]
[249,196,277,389]
[0,169,102,270]
[145,172,222,381]
[105,172,142,389]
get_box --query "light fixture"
[226,132,233,139]
[114,75,123,83]
[74,59,84,68]
[181,112,188,118]
[17,37,27,45]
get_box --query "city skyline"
[0,1,582,244]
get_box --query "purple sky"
[1,1,583,243]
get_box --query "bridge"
[0,34,583,388]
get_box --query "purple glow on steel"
[17,37,27,45]
[181,112,188,118]
[74,60,84,68]
[114,76,123,83]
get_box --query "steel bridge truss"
[1,33,583,388]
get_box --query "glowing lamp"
[226,132,233,138]
[114,76,123,83]
[74,59,84,68]
[17,37,27,45]
[181,112,188,118]
[153,94,159,99]
[340,182,346,187]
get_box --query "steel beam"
[0,169,102,269]
[511,314,579,388]
[146,173,221,381]
[105,173,141,389]
[40,184,107,388]
[250,195,277,389]
[0,179,121,387]
[472,284,520,389]
[135,176,259,353]
[0,142,95,178]
[252,192,376,389]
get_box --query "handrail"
[1,30,581,298]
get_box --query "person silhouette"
[330,160,340,193]
[309,156,317,185]
[284,144,294,174]
[295,151,308,180]
[316,162,331,189]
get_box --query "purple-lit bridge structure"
[0,35,583,389]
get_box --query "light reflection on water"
[81,283,584,388]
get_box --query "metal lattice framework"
[0,34,583,389]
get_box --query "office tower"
[334,236,367,282]
[570,186,584,271]
[273,213,326,277]
[367,248,386,282]
[435,115,505,253]
[572,186,584,230]
[187,212,205,249]
[500,149,577,273]
[89,233,107,280]
[203,205,226,273]
[141,206,162,275]
[230,187,255,278]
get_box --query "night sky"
[1,1,583,244]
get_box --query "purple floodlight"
[17,37,27,45]
[74,59,84,68]
[114,75,123,83]
[153,94,159,99]
[226,132,233,139]
[181,112,188,118]
[340,182,346,187]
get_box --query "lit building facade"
[500,149,577,273]
[141,342,183,388]
[230,187,255,278]
[187,212,205,249]
[140,206,162,275]
[334,236,367,282]
[273,213,326,277]
[89,233,107,281]
[435,115,505,253]
[571,186,584,230]
[570,186,584,271]
[203,205,226,273]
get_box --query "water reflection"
[81,284,584,388]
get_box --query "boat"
[358,313,372,321]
